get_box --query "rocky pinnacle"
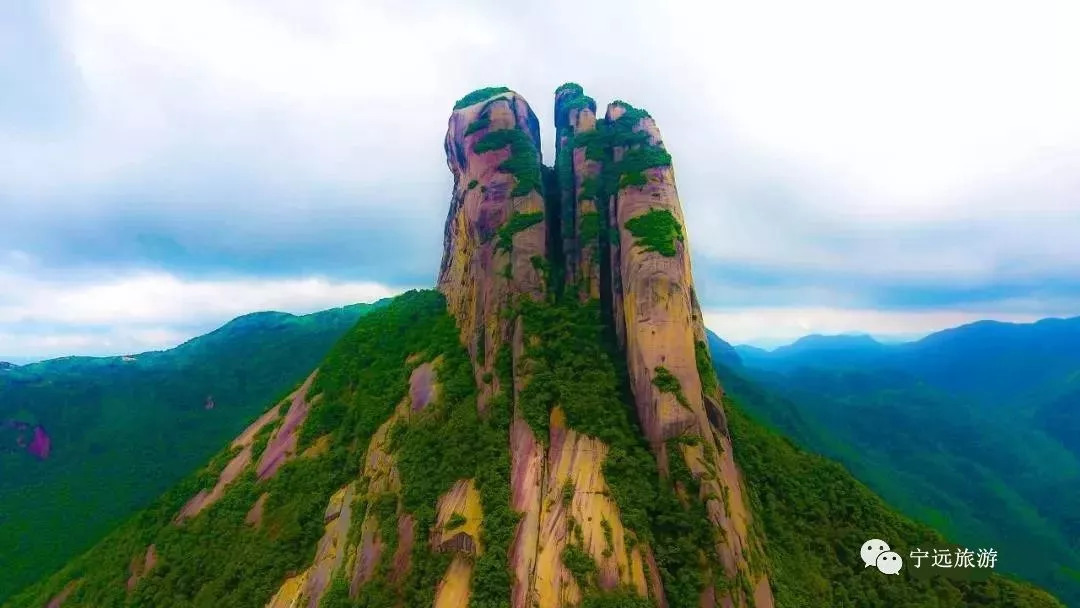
[439,84,773,608]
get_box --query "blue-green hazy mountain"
[713,317,1080,604]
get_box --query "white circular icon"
[876,551,903,575]
[861,538,890,568]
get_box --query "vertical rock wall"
[439,89,548,411]
[437,85,772,608]
[603,99,773,608]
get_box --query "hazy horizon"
[3,0,1078,360]
[3,302,1074,365]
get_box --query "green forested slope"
[0,302,379,602]
[6,291,1061,607]
[719,364,1064,607]
[715,325,1080,604]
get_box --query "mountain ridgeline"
[7,86,1063,607]
[723,319,1080,605]
[0,303,380,604]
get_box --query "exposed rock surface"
[174,381,296,522]
[432,479,484,608]
[17,80,1072,608]
[44,581,78,608]
[436,85,773,607]
[245,492,269,527]
[175,443,252,521]
[1,420,51,460]
[27,426,50,460]
[257,371,319,480]
[125,545,158,592]
[410,360,440,412]
[438,89,548,411]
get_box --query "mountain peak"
[9,84,1067,608]
[785,333,882,351]
[438,84,772,607]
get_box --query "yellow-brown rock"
[440,85,773,608]
[15,83,792,608]
[603,100,774,608]
[434,556,473,608]
[265,572,308,608]
[438,88,547,410]
[554,84,603,301]
[531,407,649,608]
[262,483,354,608]
[433,479,484,555]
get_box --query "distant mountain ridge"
[4,304,381,377]
[715,314,1080,604]
[0,301,384,602]
[738,316,1080,364]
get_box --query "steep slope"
[6,84,1063,608]
[1038,383,1080,460]
[722,321,1080,604]
[0,303,380,602]
[719,365,1064,607]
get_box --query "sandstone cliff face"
[554,83,602,301]
[438,88,548,412]
[602,100,772,604]
[437,85,773,608]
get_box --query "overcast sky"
[2,0,1078,361]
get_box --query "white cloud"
[5,0,498,195]
[0,327,189,363]
[0,271,406,359]
[662,0,1080,209]
[2,0,1078,358]
[0,271,401,326]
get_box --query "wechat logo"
[862,538,904,575]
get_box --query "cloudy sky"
[2,0,1078,361]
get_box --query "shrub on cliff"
[473,128,543,197]
[453,86,511,110]
[625,208,684,257]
